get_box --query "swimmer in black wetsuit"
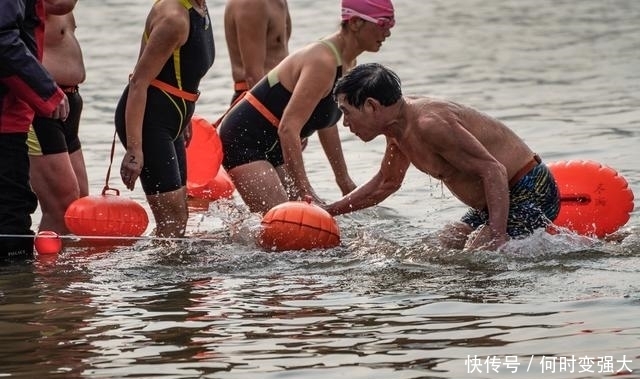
[218,0,396,214]
[114,0,215,238]
[220,40,343,171]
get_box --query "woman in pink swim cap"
[341,0,395,28]
[217,0,395,214]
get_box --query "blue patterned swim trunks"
[461,162,560,237]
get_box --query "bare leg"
[30,152,81,233]
[69,149,89,197]
[146,187,188,237]
[274,165,298,201]
[438,221,474,250]
[228,160,288,214]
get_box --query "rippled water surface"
[1,0,639,378]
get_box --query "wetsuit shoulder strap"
[267,69,279,87]
[318,39,342,66]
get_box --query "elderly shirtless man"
[325,63,560,251]
[28,0,89,234]
[223,0,291,103]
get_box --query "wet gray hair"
[333,62,402,108]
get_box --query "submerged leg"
[147,187,188,238]
[438,221,474,250]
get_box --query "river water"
[1,0,639,378]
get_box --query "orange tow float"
[259,198,341,251]
[548,160,634,238]
[186,114,223,187]
[64,186,149,237]
[186,114,235,201]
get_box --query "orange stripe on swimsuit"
[149,78,200,102]
[243,92,280,127]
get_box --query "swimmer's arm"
[279,49,336,201]
[126,6,189,150]
[285,6,292,41]
[435,119,509,244]
[325,140,409,216]
[232,2,268,88]
[317,125,356,195]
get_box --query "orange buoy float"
[64,187,149,237]
[34,231,63,255]
[186,114,223,187]
[258,198,341,251]
[548,160,634,238]
[187,167,235,201]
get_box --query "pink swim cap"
[341,0,394,21]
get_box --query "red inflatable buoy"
[187,167,235,200]
[64,187,149,237]
[34,231,63,255]
[548,160,634,238]
[258,199,341,251]
[186,114,223,187]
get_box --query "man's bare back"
[392,97,535,209]
[328,63,559,250]
[224,0,290,88]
